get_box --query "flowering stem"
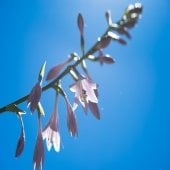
[0,26,110,114]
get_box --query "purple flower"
[15,115,25,157]
[27,82,42,113]
[70,77,98,110]
[28,62,46,113]
[96,36,111,50]
[33,117,44,170]
[42,94,60,152]
[64,97,78,137]
[46,63,65,81]
[97,50,115,65]
[77,13,84,36]
[46,58,71,81]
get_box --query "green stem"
[0,26,110,114]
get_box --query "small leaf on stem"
[38,61,46,82]
[5,104,26,115]
[37,102,45,116]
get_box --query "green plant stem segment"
[0,27,110,114]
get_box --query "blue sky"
[0,0,170,170]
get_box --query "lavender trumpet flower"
[70,76,98,112]
[42,93,60,152]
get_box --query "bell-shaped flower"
[27,81,42,113]
[42,94,60,152]
[64,96,78,137]
[33,116,44,170]
[70,77,98,110]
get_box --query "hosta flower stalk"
[0,3,143,170]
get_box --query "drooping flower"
[64,96,78,137]
[27,82,42,113]
[42,94,60,152]
[15,113,25,157]
[4,104,26,157]
[33,114,44,170]
[70,77,98,111]
[27,62,46,113]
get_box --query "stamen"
[80,89,87,102]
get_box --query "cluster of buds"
[1,3,143,170]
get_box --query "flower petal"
[46,132,52,151]
[42,94,61,152]
[88,102,100,120]
[53,131,60,152]
[82,79,98,103]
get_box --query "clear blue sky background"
[0,0,169,170]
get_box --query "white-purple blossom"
[42,94,60,152]
[70,77,98,110]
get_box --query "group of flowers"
[28,60,100,170]
[3,3,142,170]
